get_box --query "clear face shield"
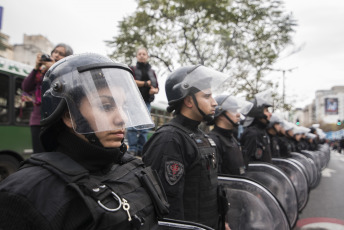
[217,95,253,122]
[255,89,274,107]
[50,64,154,134]
[173,65,231,98]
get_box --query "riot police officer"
[0,53,169,229]
[240,90,273,167]
[207,95,252,175]
[266,113,283,157]
[277,120,294,158]
[142,65,231,230]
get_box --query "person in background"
[0,53,168,229]
[22,43,73,153]
[127,47,159,157]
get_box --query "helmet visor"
[50,66,154,134]
[255,89,273,107]
[218,95,253,115]
[173,65,230,97]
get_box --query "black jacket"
[0,131,166,230]
[240,121,272,168]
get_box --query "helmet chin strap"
[191,94,214,122]
[84,133,104,147]
[223,113,239,127]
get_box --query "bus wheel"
[0,155,20,181]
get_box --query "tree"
[107,0,297,109]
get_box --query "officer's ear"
[62,110,73,129]
[184,95,194,108]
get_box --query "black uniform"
[209,125,246,175]
[142,114,220,229]
[268,133,281,158]
[276,134,292,158]
[0,131,168,230]
[240,122,272,168]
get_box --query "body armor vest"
[270,135,281,157]
[23,152,169,230]
[209,130,246,175]
[163,121,219,229]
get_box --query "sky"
[1,0,343,108]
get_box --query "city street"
[295,150,344,229]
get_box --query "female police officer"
[0,53,168,229]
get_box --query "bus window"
[14,78,33,125]
[0,74,9,124]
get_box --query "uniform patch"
[255,148,263,159]
[165,161,184,185]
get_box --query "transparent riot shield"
[319,143,331,166]
[301,150,322,172]
[218,175,290,230]
[272,158,309,212]
[245,162,298,228]
[290,152,319,189]
[158,218,214,230]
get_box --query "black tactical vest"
[23,152,169,230]
[209,130,246,175]
[164,121,219,229]
[270,135,281,157]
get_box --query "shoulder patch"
[255,148,263,159]
[165,161,184,185]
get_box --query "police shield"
[218,175,290,230]
[290,152,318,189]
[158,218,215,230]
[272,158,309,212]
[245,162,298,228]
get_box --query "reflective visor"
[50,66,154,134]
[218,95,253,115]
[173,65,230,97]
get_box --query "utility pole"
[273,67,298,111]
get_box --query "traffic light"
[296,118,300,126]
[337,119,342,126]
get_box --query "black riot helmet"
[243,90,273,127]
[40,53,154,150]
[165,65,230,122]
[267,113,283,132]
[211,94,253,126]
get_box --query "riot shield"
[319,143,331,166]
[301,150,322,172]
[218,175,290,230]
[245,162,298,227]
[272,158,309,212]
[290,152,319,189]
[158,218,214,230]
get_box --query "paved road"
[294,150,344,229]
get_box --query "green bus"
[0,56,33,181]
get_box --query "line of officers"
[0,53,327,230]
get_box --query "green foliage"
[106,0,297,110]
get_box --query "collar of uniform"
[214,125,233,138]
[56,130,123,173]
[174,114,201,132]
